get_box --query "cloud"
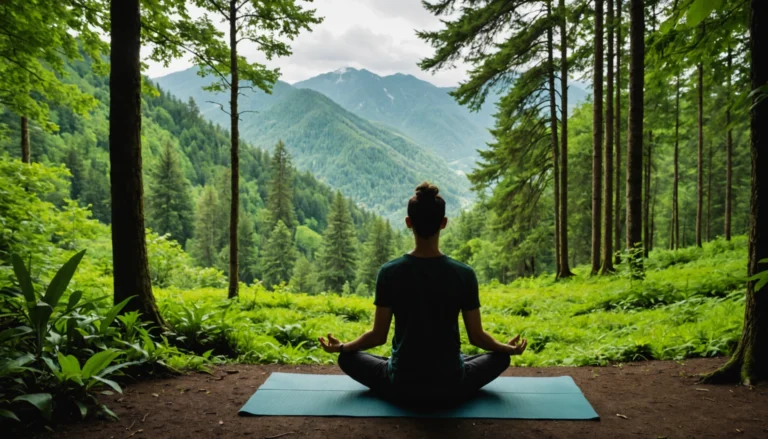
[360,0,437,27]
[145,0,470,87]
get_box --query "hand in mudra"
[318,333,343,353]
[507,334,528,355]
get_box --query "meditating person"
[318,182,528,404]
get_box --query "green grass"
[157,236,747,367]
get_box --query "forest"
[0,0,766,431]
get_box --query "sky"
[143,0,470,87]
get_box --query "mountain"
[293,68,589,172]
[293,68,492,169]
[155,69,472,221]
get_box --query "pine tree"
[267,140,295,231]
[238,212,258,284]
[190,185,222,268]
[64,147,86,200]
[261,220,297,289]
[318,191,357,293]
[290,255,313,294]
[356,218,394,290]
[146,143,194,245]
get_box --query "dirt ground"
[15,358,768,439]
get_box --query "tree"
[237,211,258,284]
[190,186,222,268]
[0,0,104,135]
[601,0,616,274]
[613,0,624,264]
[696,60,704,247]
[626,0,644,275]
[357,218,394,290]
[703,0,767,385]
[261,220,296,289]
[672,75,681,250]
[419,0,570,276]
[558,0,574,278]
[547,0,561,275]
[724,45,733,241]
[64,147,86,200]
[290,255,313,294]
[643,130,653,257]
[318,191,357,293]
[591,0,604,275]
[267,140,296,230]
[20,117,30,163]
[180,0,321,298]
[109,0,164,325]
[146,143,194,246]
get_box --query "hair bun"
[415,182,439,200]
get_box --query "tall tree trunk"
[643,130,652,258]
[558,0,573,278]
[20,116,30,163]
[673,75,681,250]
[109,0,164,325]
[591,0,604,275]
[725,46,733,241]
[601,0,615,273]
[547,0,561,276]
[650,175,656,252]
[703,0,768,384]
[614,0,623,264]
[228,0,240,298]
[696,62,704,248]
[707,141,713,242]
[626,0,644,275]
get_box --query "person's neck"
[408,235,443,258]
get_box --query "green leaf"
[82,350,120,379]
[74,399,88,419]
[92,376,123,394]
[11,254,35,303]
[99,296,135,335]
[42,249,86,308]
[0,326,32,343]
[747,271,768,292]
[66,290,83,312]
[0,408,20,422]
[13,393,53,420]
[99,404,119,420]
[686,0,721,28]
[57,351,81,376]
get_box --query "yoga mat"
[239,373,599,420]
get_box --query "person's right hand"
[506,334,528,355]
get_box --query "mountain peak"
[333,66,357,75]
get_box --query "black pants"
[338,351,511,405]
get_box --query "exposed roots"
[699,357,742,385]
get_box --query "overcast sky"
[143,0,470,87]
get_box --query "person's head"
[406,182,447,239]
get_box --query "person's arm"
[462,308,528,355]
[318,306,392,353]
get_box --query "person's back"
[319,182,528,405]
[375,254,479,390]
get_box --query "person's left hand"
[318,333,343,353]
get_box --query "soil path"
[19,358,768,438]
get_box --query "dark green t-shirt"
[374,254,481,388]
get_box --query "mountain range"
[154,67,588,220]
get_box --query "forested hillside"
[156,69,473,218]
[295,67,589,172]
[0,56,402,291]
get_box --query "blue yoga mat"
[239,373,599,420]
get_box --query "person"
[318,182,528,405]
